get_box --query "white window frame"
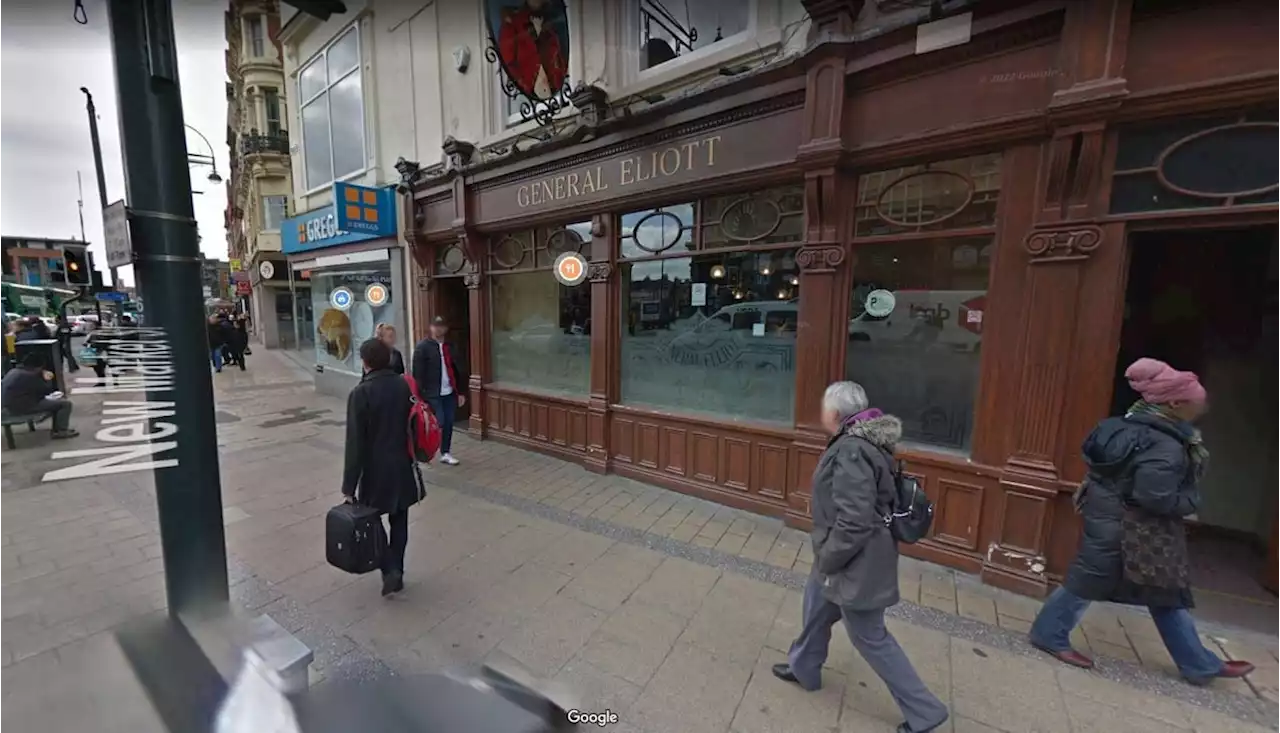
[296,24,368,195]
[262,195,287,232]
[490,0,583,134]
[611,0,780,95]
[246,15,265,58]
[263,87,283,136]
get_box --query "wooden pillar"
[982,0,1133,595]
[461,231,489,439]
[786,1,860,528]
[585,214,615,474]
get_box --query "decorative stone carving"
[416,274,431,292]
[462,263,482,290]
[795,245,846,273]
[801,0,865,42]
[1023,226,1103,264]
[570,83,610,128]
[587,262,613,283]
[442,137,476,170]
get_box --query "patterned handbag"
[1120,508,1190,589]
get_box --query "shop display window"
[489,222,593,396]
[618,184,803,425]
[845,237,992,452]
[310,256,402,374]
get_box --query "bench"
[1,411,52,449]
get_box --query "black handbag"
[326,502,387,574]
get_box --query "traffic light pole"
[105,0,229,615]
[79,87,120,290]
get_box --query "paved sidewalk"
[2,349,1276,733]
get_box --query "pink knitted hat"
[1125,358,1206,405]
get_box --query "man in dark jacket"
[412,316,467,465]
[1029,358,1254,685]
[342,338,423,596]
[1,353,78,438]
[772,382,948,733]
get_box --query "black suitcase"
[326,502,387,574]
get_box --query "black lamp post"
[185,124,223,184]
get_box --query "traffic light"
[63,247,90,286]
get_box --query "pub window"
[619,184,803,425]
[848,154,1002,453]
[489,221,593,396]
[637,0,750,71]
[854,153,1001,238]
[1109,109,1278,215]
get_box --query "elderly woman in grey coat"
[773,382,948,733]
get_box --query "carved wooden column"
[461,231,489,439]
[786,5,859,528]
[585,214,615,474]
[982,0,1133,595]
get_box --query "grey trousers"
[788,573,948,732]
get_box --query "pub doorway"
[435,276,472,425]
[1114,226,1278,631]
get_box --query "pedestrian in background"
[55,315,79,372]
[341,338,421,596]
[773,381,949,733]
[208,314,225,373]
[412,316,466,466]
[1029,358,1254,685]
[376,322,405,375]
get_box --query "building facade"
[392,0,1277,599]
[225,0,295,347]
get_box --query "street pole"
[105,0,229,614]
[79,86,119,289]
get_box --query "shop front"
[282,182,405,397]
[407,0,1278,600]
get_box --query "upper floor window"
[262,195,287,231]
[297,27,365,191]
[638,0,749,71]
[263,87,282,137]
[246,15,265,58]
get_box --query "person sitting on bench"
[1,353,78,439]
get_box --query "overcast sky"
[2,0,230,287]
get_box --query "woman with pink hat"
[1029,358,1255,685]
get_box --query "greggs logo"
[299,213,340,244]
[342,186,381,232]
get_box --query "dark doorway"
[1116,227,1278,630]
[435,276,472,425]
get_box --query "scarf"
[1126,399,1209,479]
[841,407,883,429]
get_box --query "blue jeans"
[426,392,457,454]
[210,347,223,371]
[1030,586,1223,681]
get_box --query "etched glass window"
[491,273,592,395]
[855,154,1002,238]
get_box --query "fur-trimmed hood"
[842,414,903,451]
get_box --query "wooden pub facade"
[404,0,1278,597]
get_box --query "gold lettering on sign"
[515,135,723,209]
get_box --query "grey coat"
[810,414,902,611]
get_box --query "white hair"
[822,381,869,421]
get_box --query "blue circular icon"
[330,287,354,311]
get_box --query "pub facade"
[404,0,1278,598]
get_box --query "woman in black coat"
[376,322,405,375]
[1030,358,1254,685]
[341,338,422,596]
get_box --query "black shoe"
[381,572,404,596]
[51,429,80,439]
[771,663,799,684]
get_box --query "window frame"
[842,152,1005,455]
[263,87,282,137]
[296,24,368,195]
[262,195,287,232]
[246,15,265,58]
[615,183,806,425]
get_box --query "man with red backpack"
[412,316,467,465]
[341,339,424,596]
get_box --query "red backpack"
[403,374,442,463]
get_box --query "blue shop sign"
[281,184,396,254]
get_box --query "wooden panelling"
[610,407,794,516]
[485,387,590,460]
[933,478,985,551]
[1126,0,1277,96]
[846,41,1060,150]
